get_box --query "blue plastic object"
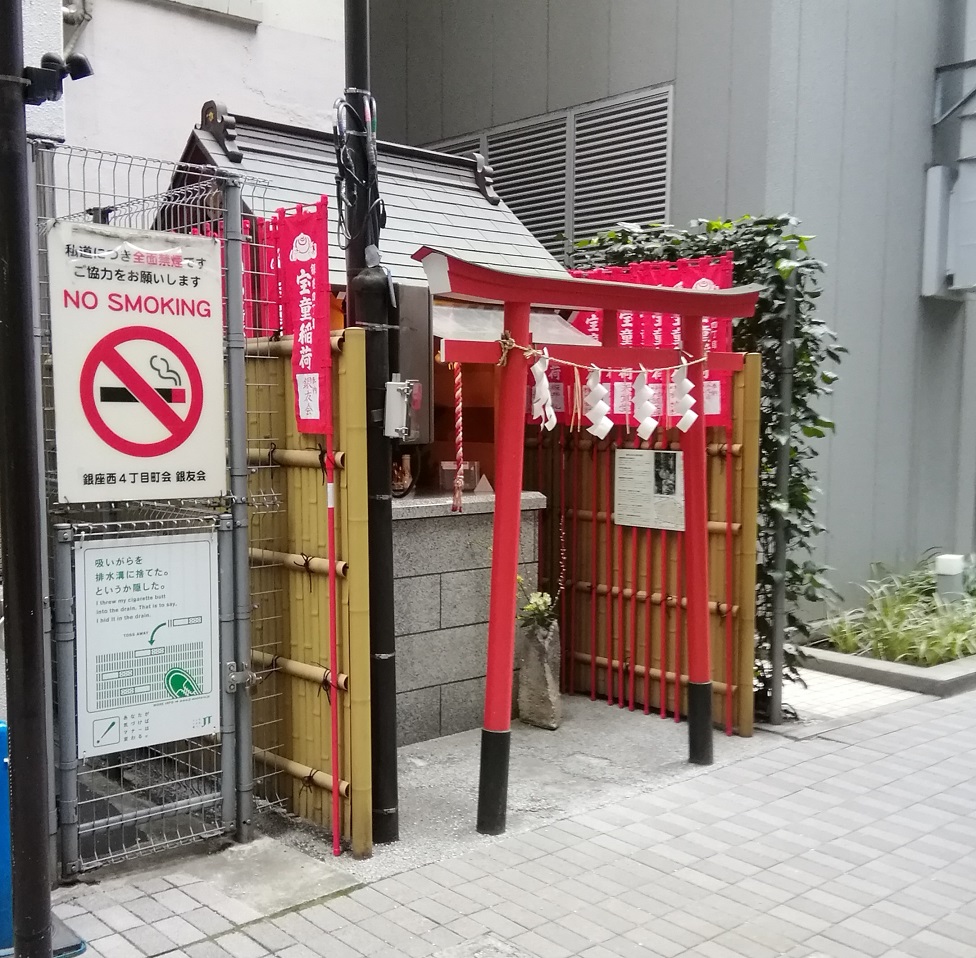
[0,722,84,958]
[0,723,11,951]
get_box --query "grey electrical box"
[391,281,433,444]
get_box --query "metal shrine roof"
[176,102,567,288]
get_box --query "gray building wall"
[372,0,960,601]
[765,0,950,594]
[371,0,773,222]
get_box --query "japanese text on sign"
[49,222,226,504]
[276,201,332,434]
[614,448,686,531]
[74,532,220,758]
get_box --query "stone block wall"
[392,492,544,745]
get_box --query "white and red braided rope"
[452,361,464,512]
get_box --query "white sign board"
[49,222,226,503]
[614,448,685,531]
[74,532,220,758]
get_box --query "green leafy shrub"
[825,558,976,666]
[575,216,844,719]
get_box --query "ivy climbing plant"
[574,215,844,721]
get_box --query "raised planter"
[800,644,976,698]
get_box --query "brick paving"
[57,689,976,958]
[777,668,928,726]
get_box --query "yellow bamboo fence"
[245,328,372,856]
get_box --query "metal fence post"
[217,513,237,829]
[52,524,79,880]
[222,175,253,841]
[770,258,797,725]
[28,139,58,876]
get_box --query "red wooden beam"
[414,247,762,318]
[439,339,502,365]
[438,340,745,372]
[543,345,745,373]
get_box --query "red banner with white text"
[275,200,331,435]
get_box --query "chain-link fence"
[31,142,292,873]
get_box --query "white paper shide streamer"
[530,348,557,432]
[672,358,698,433]
[632,368,659,441]
[583,367,614,440]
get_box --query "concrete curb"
[799,644,976,697]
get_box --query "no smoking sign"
[49,222,226,504]
[81,326,204,457]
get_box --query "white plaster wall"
[22,0,66,139]
[64,0,345,161]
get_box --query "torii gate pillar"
[679,311,714,766]
[477,301,531,834]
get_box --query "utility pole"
[340,0,399,845]
[0,4,54,956]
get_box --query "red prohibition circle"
[80,325,204,457]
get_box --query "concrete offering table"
[392,491,546,744]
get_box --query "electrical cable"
[332,93,386,256]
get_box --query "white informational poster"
[48,221,226,503]
[74,533,220,758]
[614,448,685,531]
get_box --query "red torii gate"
[414,248,761,835]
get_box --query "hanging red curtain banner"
[251,215,280,339]
[275,200,331,435]
[525,253,736,429]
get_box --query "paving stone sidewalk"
[57,689,976,958]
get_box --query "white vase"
[518,622,562,730]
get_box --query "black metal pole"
[351,269,399,846]
[0,5,54,957]
[343,0,399,845]
[343,0,368,288]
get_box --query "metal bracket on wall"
[225,662,259,693]
[934,58,976,126]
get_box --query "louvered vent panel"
[573,91,670,239]
[487,118,568,257]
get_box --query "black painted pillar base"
[370,629,399,844]
[476,729,511,835]
[688,681,714,766]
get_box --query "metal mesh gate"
[30,142,291,873]
[52,516,231,871]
